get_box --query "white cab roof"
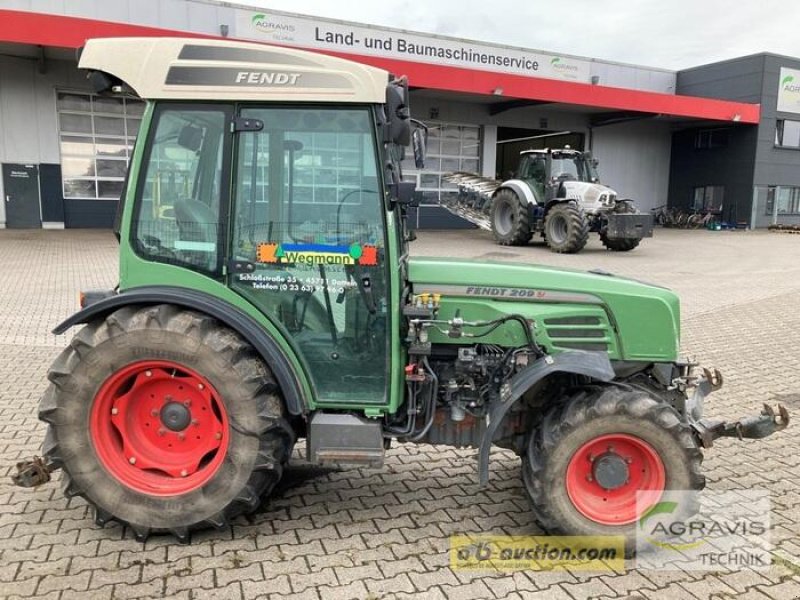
[78,37,389,103]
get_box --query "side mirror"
[385,77,411,146]
[178,124,204,152]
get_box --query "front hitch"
[693,404,789,448]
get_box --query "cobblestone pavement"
[1,228,799,600]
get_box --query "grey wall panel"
[158,0,191,30]
[128,0,162,27]
[31,0,66,14]
[591,120,672,213]
[677,55,764,102]
[187,1,222,35]
[62,0,97,19]
[95,1,131,23]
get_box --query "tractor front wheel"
[38,305,294,542]
[600,233,641,252]
[543,202,589,253]
[521,386,704,554]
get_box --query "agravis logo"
[782,74,800,93]
[550,56,579,73]
[639,501,706,551]
[250,13,296,33]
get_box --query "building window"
[775,120,800,148]
[765,186,800,215]
[57,91,145,200]
[692,185,724,212]
[694,128,729,149]
[401,122,480,202]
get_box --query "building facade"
[0,1,792,229]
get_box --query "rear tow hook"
[693,403,789,448]
[11,456,56,488]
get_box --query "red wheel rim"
[565,433,665,525]
[89,360,229,496]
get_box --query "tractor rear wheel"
[521,386,704,554]
[38,304,294,542]
[600,234,641,252]
[543,202,589,253]
[491,189,532,246]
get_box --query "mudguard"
[52,286,307,415]
[478,350,615,486]
[495,180,537,205]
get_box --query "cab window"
[133,105,229,274]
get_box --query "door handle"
[4,195,9,203]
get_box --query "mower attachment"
[692,403,789,448]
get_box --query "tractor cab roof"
[77,37,389,103]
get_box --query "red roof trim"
[0,9,760,123]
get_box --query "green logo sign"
[783,75,795,88]
[551,57,560,65]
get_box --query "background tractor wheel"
[38,304,295,542]
[544,203,589,253]
[522,386,704,554]
[491,189,532,246]
[600,233,641,252]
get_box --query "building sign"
[777,67,800,114]
[234,10,591,83]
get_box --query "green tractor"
[13,37,787,552]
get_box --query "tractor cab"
[78,37,423,409]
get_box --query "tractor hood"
[407,257,680,362]
[561,181,618,212]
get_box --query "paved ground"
[1,227,799,599]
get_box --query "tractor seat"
[174,198,218,242]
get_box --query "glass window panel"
[441,157,459,172]
[460,158,479,173]
[60,135,94,156]
[93,96,125,114]
[125,100,146,116]
[62,157,95,177]
[463,127,480,140]
[63,179,96,198]
[782,120,800,148]
[96,159,128,178]
[95,138,130,157]
[126,119,142,137]
[59,113,93,134]
[440,139,460,155]
[98,180,125,199]
[57,93,91,112]
[420,173,440,188]
[442,125,461,138]
[94,115,126,136]
[461,140,480,157]
[777,188,792,213]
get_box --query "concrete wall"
[0,54,93,227]
[590,120,672,213]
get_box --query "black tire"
[543,202,589,253]
[490,189,532,246]
[38,304,295,542]
[522,386,704,554]
[600,234,641,252]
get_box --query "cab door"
[227,106,391,406]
